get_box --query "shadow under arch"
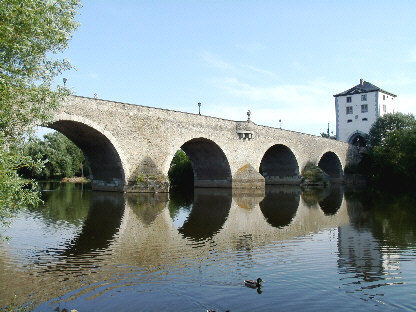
[318,186,344,216]
[259,186,300,228]
[260,144,300,184]
[179,188,232,241]
[318,151,343,181]
[180,138,232,188]
[48,119,126,191]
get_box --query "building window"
[362,118,368,121]
[346,96,352,103]
[346,106,353,114]
[361,94,367,101]
[347,119,352,123]
[383,104,387,113]
[361,104,368,113]
[383,94,386,100]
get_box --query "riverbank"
[61,177,90,183]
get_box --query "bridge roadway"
[49,95,353,192]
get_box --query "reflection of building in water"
[337,199,401,283]
[338,225,384,279]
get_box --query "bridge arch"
[260,144,300,184]
[172,137,232,188]
[48,114,129,191]
[318,151,343,180]
[347,131,367,147]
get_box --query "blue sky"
[57,0,416,135]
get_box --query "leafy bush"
[301,162,329,186]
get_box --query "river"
[0,183,415,311]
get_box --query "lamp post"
[198,102,201,115]
[279,119,281,129]
[63,78,67,86]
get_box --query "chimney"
[360,78,364,85]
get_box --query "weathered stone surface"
[49,95,354,192]
[232,164,264,189]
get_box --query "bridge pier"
[264,176,302,185]
[125,174,169,193]
[232,164,265,190]
[194,179,232,188]
[91,179,126,192]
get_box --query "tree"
[367,112,416,146]
[320,132,336,140]
[168,150,194,189]
[0,0,81,225]
[366,112,416,189]
[23,132,89,180]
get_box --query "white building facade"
[334,79,396,145]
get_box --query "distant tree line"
[23,138,194,189]
[22,132,89,180]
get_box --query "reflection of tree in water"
[347,191,416,249]
[31,182,91,226]
[301,186,343,216]
[300,187,326,207]
[179,189,232,241]
[127,193,168,226]
[259,186,300,228]
[168,189,193,220]
[371,197,416,248]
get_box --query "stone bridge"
[49,95,352,192]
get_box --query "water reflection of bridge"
[112,186,349,267]
[0,186,350,307]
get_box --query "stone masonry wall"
[51,95,353,192]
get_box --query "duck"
[244,278,263,288]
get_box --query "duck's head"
[257,278,264,284]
